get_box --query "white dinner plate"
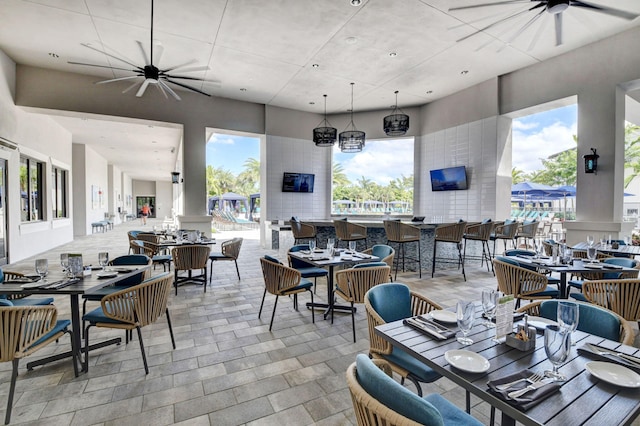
[586,361,640,388]
[111,267,134,273]
[96,271,118,279]
[429,310,458,324]
[526,316,557,331]
[584,264,604,269]
[445,350,490,373]
[20,281,45,289]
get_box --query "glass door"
[136,196,156,219]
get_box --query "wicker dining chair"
[431,221,467,281]
[1,305,78,424]
[334,264,391,342]
[582,279,640,326]
[209,237,243,282]
[259,256,314,331]
[130,239,172,271]
[362,245,395,281]
[493,257,559,308]
[290,218,317,245]
[82,273,175,374]
[0,270,54,306]
[172,245,210,294]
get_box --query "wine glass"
[587,246,597,263]
[349,241,357,253]
[544,325,570,381]
[481,289,497,328]
[557,300,579,345]
[308,240,316,252]
[35,259,48,282]
[456,301,475,345]
[98,252,109,271]
[60,253,69,272]
[586,235,594,247]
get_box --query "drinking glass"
[349,241,357,253]
[544,325,570,381]
[98,252,109,271]
[35,259,48,282]
[586,235,594,247]
[600,237,607,249]
[586,246,597,263]
[60,253,69,272]
[557,301,579,333]
[327,238,335,254]
[456,301,475,345]
[481,289,497,328]
[308,240,316,252]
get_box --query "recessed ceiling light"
[312,63,319,68]
[309,101,315,105]
[151,140,157,143]
[350,0,362,6]
[460,70,469,75]
[389,52,397,57]
[426,90,433,94]
[48,52,59,58]
[148,125,154,128]
[345,36,358,45]
[240,88,247,91]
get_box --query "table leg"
[559,271,567,299]
[305,265,354,319]
[501,412,516,426]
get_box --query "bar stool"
[515,220,539,250]
[383,220,421,279]
[489,219,518,257]
[463,220,494,274]
[333,219,367,250]
[290,217,317,245]
[431,221,467,281]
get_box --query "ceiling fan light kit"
[383,90,409,136]
[339,83,365,153]
[313,94,338,147]
[69,0,215,101]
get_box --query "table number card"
[495,295,515,342]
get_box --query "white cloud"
[512,121,539,131]
[209,134,235,145]
[513,121,577,173]
[338,139,414,185]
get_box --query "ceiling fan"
[450,1,639,48]
[68,0,218,101]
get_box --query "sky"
[512,104,577,173]
[334,138,414,185]
[206,133,260,174]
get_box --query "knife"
[404,318,446,340]
[586,343,640,368]
[507,380,548,399]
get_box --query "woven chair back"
[171,245,210,271]
[260,257,302,296]
[222,237,243,259]
[0,305,58,361]
[335,265,391,304]
[493,258,548,298]
[583,279,640,322]
[383,221,420,243]
[434,221,466,243]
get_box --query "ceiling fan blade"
[503,8,545,46]
[164,78,211,97]
[67,61,137,72]
[159,80,181,101]
[136,80,151,97]
[96,75,141,85]
[527,10,549,50]
[136,40,149,65]
[554,12,563,46]
[449,0,531,11]
[163,59,197,73]
[166,65,209,73]
[156,82,169,99]
[80,43,141,69]
[122,80,142,94]
[571,1,639,20]
[456,7,534,42]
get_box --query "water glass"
[327,238,335,254]
[35,259,48,281]
[60,253,69,272]
[308,240,316,252]
[481,290,497,328]
[349,241,357,252]
[68,255,83,278]
[586,235,594,247]
[544,325,570,381]
[557,301,579,333]
[586,246,597,262]
[456,301,475,345]
[98,252,109,271]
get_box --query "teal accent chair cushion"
[263,255,282,265]
[539,300,621,341]
[287,245,328,279]
[370,244,393,259]
[0,299,13,306]
[352,261,388,269]
[356,355,482,426]
[30,319,71,348]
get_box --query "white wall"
[121,173,133,217]
[155,181,172,219]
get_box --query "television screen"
[430,166,468,191]
[282,172,315,193]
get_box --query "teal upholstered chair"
[569,257,638,301]
[347,354,483,426]
[363,244,395,280]
[517,300,634,345]
[364,283,441,396]
[494,257,559,308]
[0,269,54,306]
[287,244,328,294]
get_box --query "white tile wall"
[417,117,499,222]
[265,135,332,222]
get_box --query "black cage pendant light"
[383,90,410,136]
[313,94,337,147]
[339,83,365,153]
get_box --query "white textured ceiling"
[1,0,640,181]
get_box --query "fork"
[586,343,640,367]
[495,373,544,391]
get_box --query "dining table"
[375,304,640,426]
[571,242,640,258]
[0,265,150,373]
[288,249,379,319]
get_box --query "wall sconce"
[583,148,599,174]
[171,171,181,184]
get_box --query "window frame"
[52,166,68,219]
[20,155,44,222]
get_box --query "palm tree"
[332,162,349,187]
[511,167,527,184]
[624,123,640,188]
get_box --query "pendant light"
[312,94,337,146]
[339,82,365,153]
[383,90,409,136]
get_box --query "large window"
[52,166,68,218]
[20,156,44,222]
[332,138,414,216]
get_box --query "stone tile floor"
[1,218,638,425]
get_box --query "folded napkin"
[352,253,370,259]
[577,343,640,373]
[403,317,456,340]
[487,370,561,411]
[310,256,331,261]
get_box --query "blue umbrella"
[511,182,556,214]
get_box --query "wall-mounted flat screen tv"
[430,166,468,191]
[282,172,315,193]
